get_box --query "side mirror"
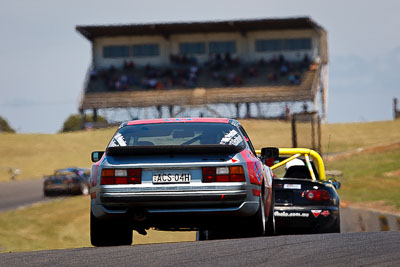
[91,151,104,162]
[261,147,279,167]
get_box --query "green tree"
[60,113,107,132]
[0,116,16,133]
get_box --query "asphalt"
[1,231,400,266]
[1,179,400,266]
[0,178,48,212]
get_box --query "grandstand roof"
[76,17,325,41]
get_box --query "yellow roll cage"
[255,148,326,181]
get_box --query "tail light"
[202,166,245,183]
[305,190,331,202]
[101,168,142,185]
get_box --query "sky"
[0,0,399,133]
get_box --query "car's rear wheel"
[196,229,209,241]
[329,213,341,233]
[265,190,276,236]
[90,210,133,246]
[43,189,51,197]
[247,194,266,237]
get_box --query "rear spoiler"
[107,144,244,156]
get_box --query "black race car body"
[43,167,90,196]
[258,148,341,234]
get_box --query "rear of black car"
[273,178,340,234]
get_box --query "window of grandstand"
[284,38,311,50]
[255,39,283,52]
[255,38,312,52]
[132,44,159,57]
[103,45,130,58]
[209,41,236,54]
[179,42,206,55]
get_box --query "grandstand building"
[76,17,328,122]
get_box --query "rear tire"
[196,230,209,241]
[331,213,341,233]
[90,210,132,246]
[43,189,50,197]
[318,212,341,234]
[246,194,266,237]
[265,190,276,236]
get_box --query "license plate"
[152,171,191,184]
[283,184,301,189]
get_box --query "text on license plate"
[283,184,301,189]
[152,172,191,183]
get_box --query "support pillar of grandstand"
[394,98,400,119]
[79,108,86,130]
[93,108,98,122]
[245,103,251,118]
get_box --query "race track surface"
[1,231,399,267]
[0,179,47,212]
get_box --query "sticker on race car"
[311,210,322,218]
[220,130,243,146]
[274,211,310,218]
[283,184,301,190]
[321,210,330,217]
[109,133,127,147]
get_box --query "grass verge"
[327,147,400,209]
[0,196,195,253]
[2,119,400,182]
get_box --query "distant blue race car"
[89,118,274,246]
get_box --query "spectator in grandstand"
[211,71,220,80]
[128,60,135,69]
[309,62,318,71]
[288,73,296,84]
[155,81,164,90]
[114,80,122,91]
[267,71,278,82]
[120,74,128,90]
[128,74,135,86]
[225,72,235,86]
[248,66,258,77]
[148,78,158,89]
[294,73,301,84]
[89,68,98,81]
[234,74,244,86]
[302,54,310,69]
[225,52,232,66]
[190,65,198,75]
[280,64,288,76]
[285,104,291,121]
[278,54,286,65]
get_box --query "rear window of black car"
[108,123,244,147]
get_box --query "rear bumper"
[92,200,258,230]
[91,183,260,229]
[274,205,340,232]
[100,189,246,203]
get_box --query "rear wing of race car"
[256,148,326,182]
